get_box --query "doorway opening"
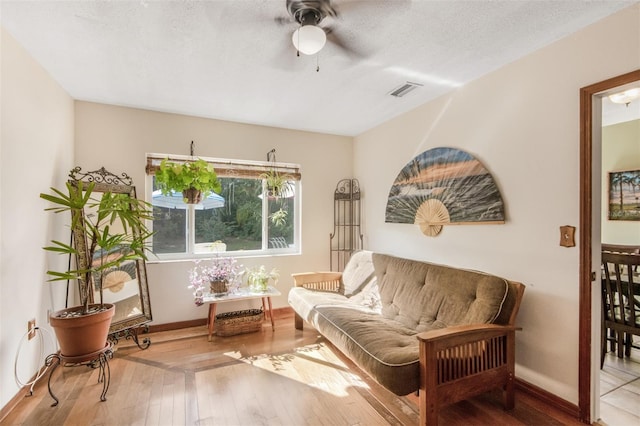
[579,69,640,423]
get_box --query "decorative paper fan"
[103,270,132,293]
[385,147,504,236]
[414,199,450,236]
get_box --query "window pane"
[148,157,300,258]
[267,186,295,249]
[152,205,187,253]
[195,178,263,252]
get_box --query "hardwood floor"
[2,312,583,425]
[599,345,640,425]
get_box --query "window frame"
[145,153,301,261]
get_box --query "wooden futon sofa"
[288,251,525,425]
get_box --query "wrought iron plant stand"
[44,343,114,406]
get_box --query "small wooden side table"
[44,343,114,407]
[202,287,281,341]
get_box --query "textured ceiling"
[1,1,637,136]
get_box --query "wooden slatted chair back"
[601,251,640,360]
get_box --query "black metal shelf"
[330,179,363,271]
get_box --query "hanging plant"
[260,149,294,199]
[260,169,294,199]
[155,158,222,204]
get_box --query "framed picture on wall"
[608,169,640,221]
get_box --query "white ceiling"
[1,0,637,136]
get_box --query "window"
[146,154,300,259]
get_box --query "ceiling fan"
[275,0,364,57]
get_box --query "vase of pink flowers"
[188,257,241,305]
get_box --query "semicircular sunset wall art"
[385,147,505,234]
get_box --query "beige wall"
[354,4,640,405]
[601,119,640,244]
[74,102,352,324]
[0,28,74,409]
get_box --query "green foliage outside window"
[195,178,264,250]
[152,174,296,254]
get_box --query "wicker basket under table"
[215,309,264,336]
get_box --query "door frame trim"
[578,69,640,423]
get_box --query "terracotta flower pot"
[182,188,202,204]
[49,304,115,360]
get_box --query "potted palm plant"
[40,179,154,358]
[155,158,222,204]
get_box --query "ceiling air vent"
[389,81,423,98]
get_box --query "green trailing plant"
[40,181,154,315]
[155,158,222,200]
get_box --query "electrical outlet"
[28,319,36,340]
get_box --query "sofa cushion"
[312,305,420,395]
[373,254,508,332]
[288,287,352,324]
[348,277,381,312]
[341,250,375,297]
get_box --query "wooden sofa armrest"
[290,272,343,331]
[416,324,519,426]
[291,271,343,293]
[417,323,519,343]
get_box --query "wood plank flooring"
[2,312,584,425]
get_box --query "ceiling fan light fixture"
[292,25,326,55]
[608,87,640,105]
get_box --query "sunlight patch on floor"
[222,343,371,398]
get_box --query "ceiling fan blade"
[324,25,368,58]
[337,0,411,15]
[317,0,339,19]
[274,15,294,26]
